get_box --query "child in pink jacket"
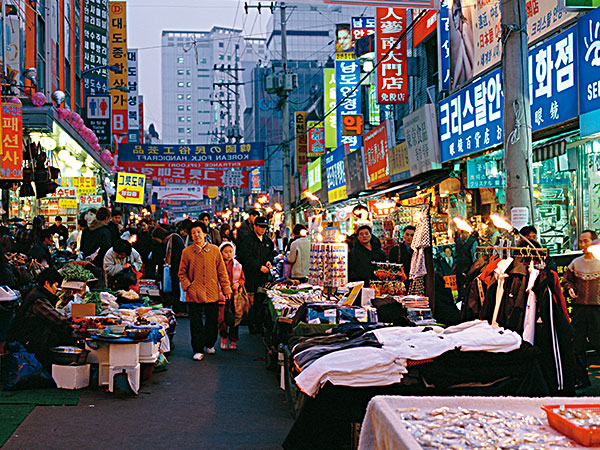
[218,242,246,350]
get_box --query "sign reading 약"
[116,172,145,205]
[342,115,364,136]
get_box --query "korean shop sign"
[351,16,375,41]
[307,121,326,157]
[295,112,308,168]
[579,8,600,136]
[326,146,347,203]
[438,0,450,91]
[0,103,23,180]
[335,59,362,151]
[440,26,578,162]
[376,7,408,103]
[364,122,390,188]
[108,1,128,136]
[403,104,441,176]
[389,142,411,182]
[116,172,145,205]
[323,69,337,149]
[308,157,322,193]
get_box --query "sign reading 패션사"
[117,142,265,168]
[440,26,578,162]
[0,103,23,180]
[336,59,362,151]
[326,145,347,203]
[403,104,442,177]
[116,172,145,205]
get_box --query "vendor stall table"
[359,396,600,450]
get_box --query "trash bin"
[0,286,20,342]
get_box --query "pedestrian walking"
[287,224,310,283]
[218,242,245,350]
[178,221,232,361]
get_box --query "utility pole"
[501,0,535,225]
[280,2,291,226]
[234,44,241,143]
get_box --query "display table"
[358,396,600,450]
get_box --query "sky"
[127,0,268,136]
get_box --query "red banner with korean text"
[307,121,326,158]
[376,7,408,104]
[120,161,249,188]
[1,103,23,180]
[363,122,390,188]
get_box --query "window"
[179,139,185,144]
[177,69,184,75]
[227,55,231,61]
[199,121,210,125]
[186,94,192,99]
[219,54,224,60]
[187,139,192,144]
[186,82,191,87]
[186,69,191,75]
[218,42,224,48]
[199,58,207,64]
[187,117,191,122]
[178,117,185,122]
[177,57,184,64]
[177,94,184,100]
[178,128,185,133]
[178,105,184,111]
[187,105,191,111]
[177,82,184,87]
[198,74,209,78]
[186,128,191,133]
[197,87,209,90]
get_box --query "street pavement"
[3,319,293,449]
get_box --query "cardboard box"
[71,303,96,318]
[52,364,90,390]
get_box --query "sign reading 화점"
[376,8,408,104]
[440,26,578,162]
[325,146,347,203]
[336,59,362,151]
[0,103,23,180]
[116,172,145,205]
[79,195,103,208]
[403,104,442,177]
[308,158,322,193]
[364,122,390,188]
[579,9,600,136]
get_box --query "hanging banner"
[351,17,375,40]
[127,49,139,144]
[403,104,442,176]
[108,1,128,137]
[0,103,23,180]
[300,164,309,199]
[335,23,355,60]
[251,166,262,193]
[438,0,450,91]
[71,177,97,194]
[364,122,390,188]
[82,0,109,96]
[335,59,362,151]
[307,121,326,157]
[323,68,337,149]
[5,15,22,91]
[121,164,250,187]
[344,150,366,195]
[308,158,322,193]
[79,195,103,208]
[389,142,411,182]
[295,112,308,169]
[579,9,600,136]
[118,142,265,168]
[153,185,204,200]
[325,145,347,203]
[412,9,437,47]
[376,7,408,104]
[116,172,145,205]
[440,26,578,161]
[139,95,145,143]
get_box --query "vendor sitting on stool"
[6,268,75,368]
[103,238,143,289]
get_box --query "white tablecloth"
[358,396,600,450]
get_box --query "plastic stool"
[108,364,140,395]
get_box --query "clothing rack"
[475,246,549,259]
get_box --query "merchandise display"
[308,243,348,287]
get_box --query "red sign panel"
[1,103,23,180]
[363,122,390,188]
[376,8,408,104]
[307,122,325,158]
[120,161,249,187]
[412,9,436,47]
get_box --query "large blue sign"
[336,59,362,152]
[118,142,265,168]
[579,8,600,136]
[440,27,578,162]
[325,146,347,203]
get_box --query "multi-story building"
[161,28,266,145]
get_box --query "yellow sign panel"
[207,186,218,199]
[72,177,97,194]
[59,198,78,209]
[116,172,145,204]
[328,186,347,204]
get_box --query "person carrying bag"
[163,232,186,314]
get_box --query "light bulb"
[58,150,70,161]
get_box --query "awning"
[361,169,452,200]
[532,137,567,163]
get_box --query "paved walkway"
[3,320,293,449]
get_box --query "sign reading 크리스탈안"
[116,172,145,205]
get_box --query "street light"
[81,65,122,76]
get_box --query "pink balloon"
[57,108,70,119]
[32,92,46,107]
[8,97,22,105]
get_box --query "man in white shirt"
[288,224,310,283]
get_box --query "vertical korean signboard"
[323,68,337,149]
[364,122,390,188]
[325,146,347,203]
[139,94,144,143]
[335,59,362,151]
[108,1,128,141]
[295,112,308,169]
[579,9,600,136]
[403,104,442,177]
[0,104,23,180]
[127,49,139,144]
[438,0,450,91]
[307,121,325,158]
[376,7,408,104]
[82,0,109,96]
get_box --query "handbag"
[233,285,251,326]
[223,298,235,327]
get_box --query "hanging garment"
[522,265,540,345]
[460,257,491,322]
[491,257,514,327]
[409,206,431,280]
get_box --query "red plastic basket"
[542,404,600,447]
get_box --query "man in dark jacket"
[237,216,274,333]
[349,225,386,285]
[237,209,260,245]
[389,225,415,277]
[107,208,122,246]
[80,206,112,268]
[7,268,74,368]
[199,212,221,246]
[48,216,69,249]
[134,219,154,266]
[29,229,55,269]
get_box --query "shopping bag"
[2,342,55,390]
[162,265,172,293]
[233,286,251,325]
[224,298,235,327]
[180,283,186,302]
